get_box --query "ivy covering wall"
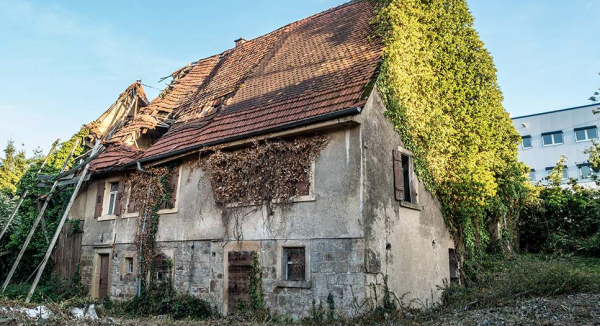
[374,0,532,261]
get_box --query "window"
[579,163,595,179]
[153,253,172,284]
[393,149,417,204]
[283,247,305,281]
[125,257,134,275]
[542,131,563,146]
[159,167,180,212]
[529,169,536,182]
[107,182,119,215]
[522,135,532,149]
[546,166,568,180]
[575,126,598,142]
[448,249,459,284]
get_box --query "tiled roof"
[91,1,382,172]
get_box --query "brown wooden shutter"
[94,181,105,217]
[408,156,417,204]
[169,168,179,207]
[393,150,404,201]
[114,180,125,215]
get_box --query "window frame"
[521,135,533,149]
[275,240,311,288]
[292,161,316,203]
[393,147,420,210]
[541,131,564,147]
[283,247,306,282]
[578,163,595,179]
[98,177,122,221]
[574,126,598,142]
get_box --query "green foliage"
[310,298,325,324]
[0,140,28,196]
[248,251,263,311]
[107,282,218,320]
[0,128,89,285]
[375,0,529,261]
[519,179,600,256]
[441,254,600,309]
[326,292,335,322]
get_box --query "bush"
[519,182,600,256]
[106,283,217,320]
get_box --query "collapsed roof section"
[91,1,383,172]
[85,81,149,145]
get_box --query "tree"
[0,140,28,196]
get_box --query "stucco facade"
[69,89,454,318]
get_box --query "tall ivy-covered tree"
[375,0,530,260]
[0,140,28,196]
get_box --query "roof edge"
[93,106,362,174]
[512,103,600,120]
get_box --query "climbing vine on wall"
[196,135,328,208]
[124,166,171,291]
[374,0,532,261]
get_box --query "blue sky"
[1,0,599,157]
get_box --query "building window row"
[522,126,598,149]
[529,163,596,182]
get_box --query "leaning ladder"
[26,140,102,302]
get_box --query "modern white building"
[512,103,600,187]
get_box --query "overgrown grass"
[441,254,600,309]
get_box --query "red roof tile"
[91,1,382,172]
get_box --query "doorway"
[99,254,110,300]
[227,251,253,313]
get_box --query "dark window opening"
[283,247,305,281]
[522,135,532,149]
[393,149,417,204]
[449,249,459,284]
[401,155,411,203]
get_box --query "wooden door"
[99,254,109,300]
[227,251,253,313]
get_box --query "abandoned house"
[62,1,455,317]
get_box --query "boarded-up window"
[393,150,417,204]
[283,247,306,281]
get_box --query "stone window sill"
[97,214,117,221]
[275,280,312,289]
[399,201,422,211]
[122,212,139,218]
[158,208,178,215]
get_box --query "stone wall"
[81,238,367,319]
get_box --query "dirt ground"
[0,294,599,325]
